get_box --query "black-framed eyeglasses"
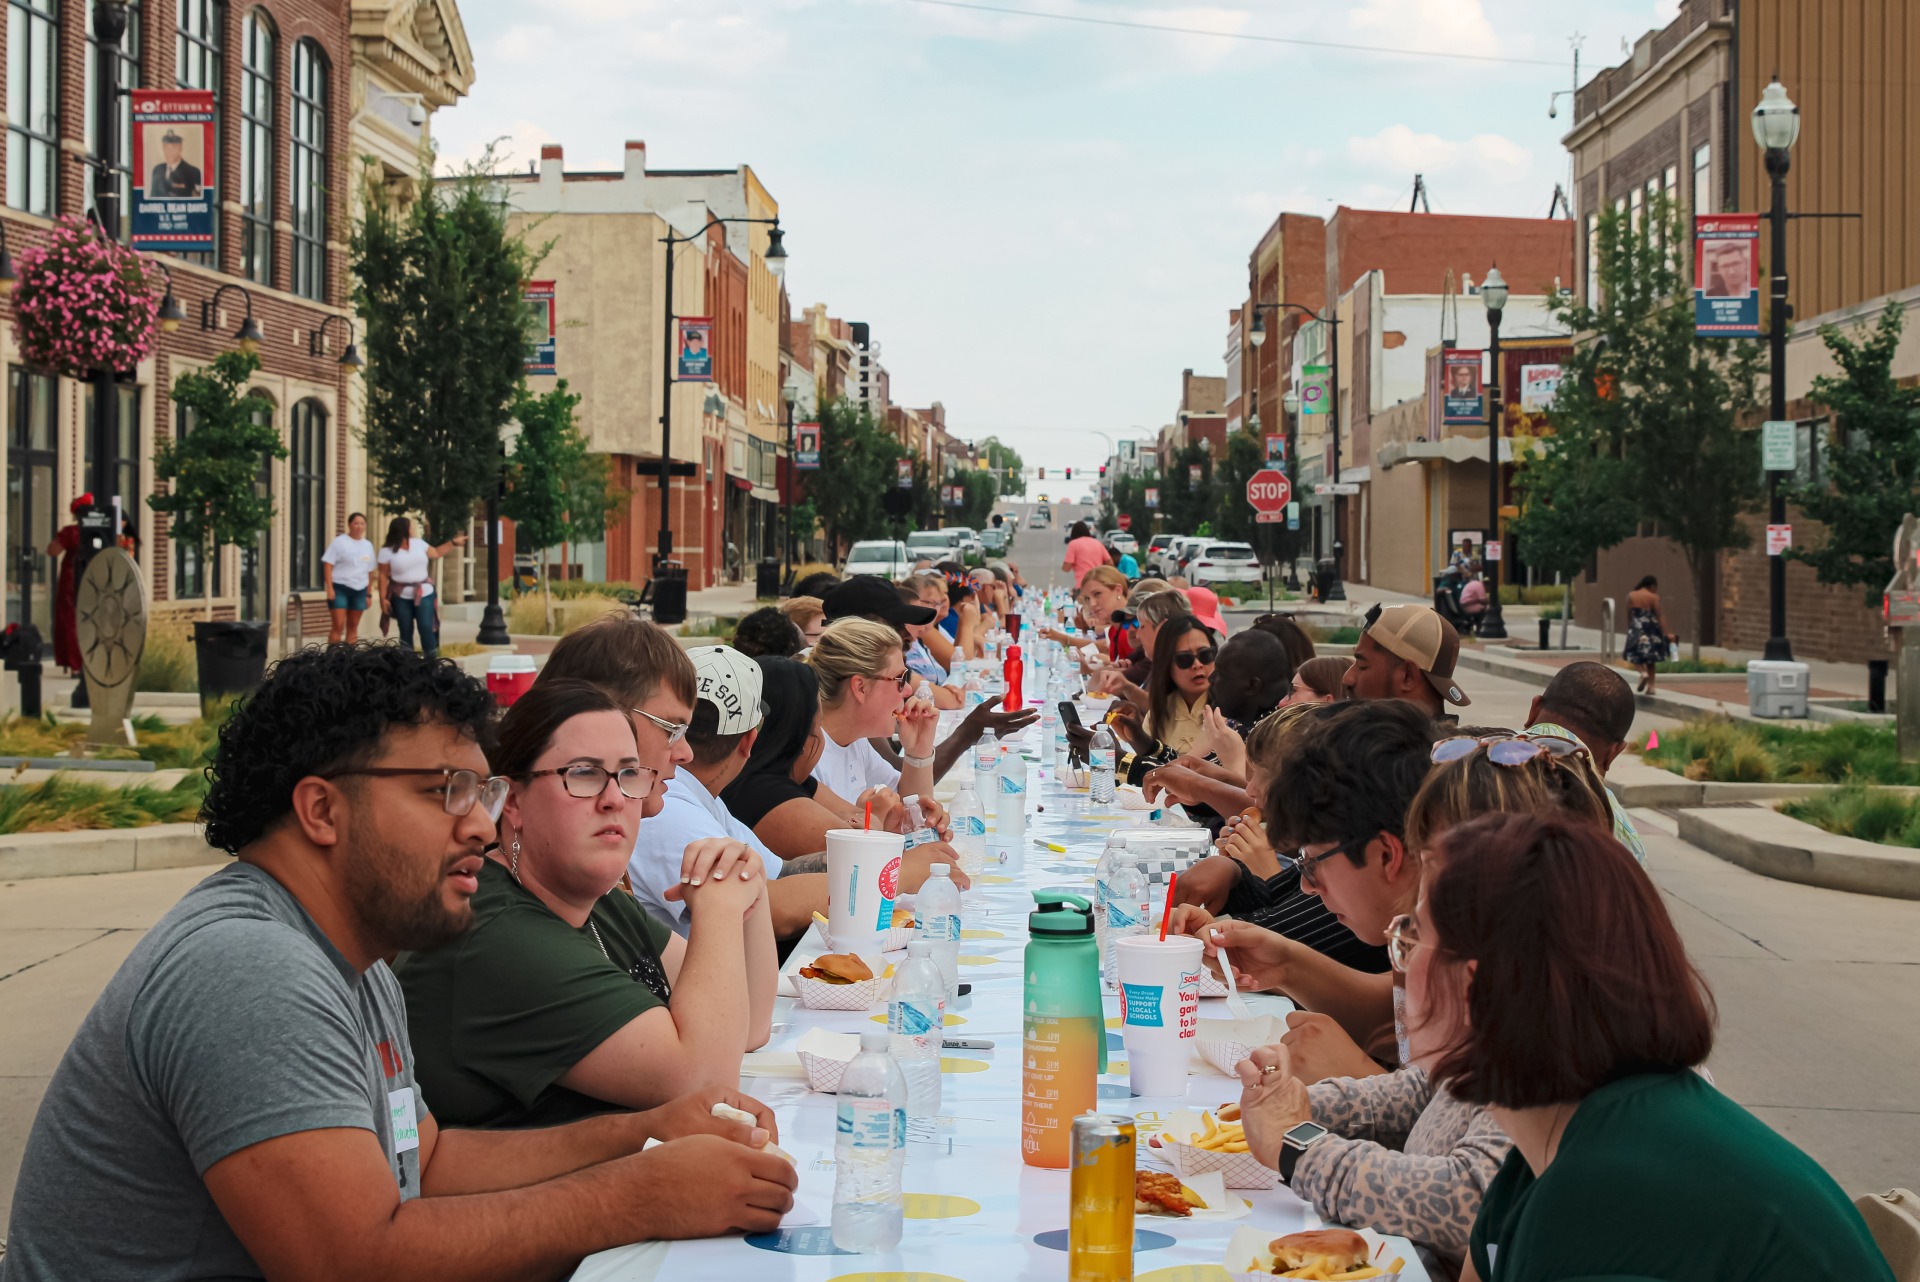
[1171,646,1218,670]
[631,707,690,745]
[320,767,510,821]
[520,763,659,800]
[1431,733,1587,768]
[1280,830,1378,888]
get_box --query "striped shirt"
[1222,863,1390,974]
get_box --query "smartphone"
[1057,701,1083,731]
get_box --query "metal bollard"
[1538,617,1552,650]
[1868,659,1889,714]
[285,593,305,653]
[1601,597,1617,661]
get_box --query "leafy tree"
[150,351,284,619]
[501,380,621,631]
[1509,432,1637,647]
[1541,197,1765,656]
[810,397,906,556]
[1101,469,1160,544]
[979,436,1025,497]
[1784,303,1920,605]
[1157,444,1213,538]
[353,153,543,544]
[1211,429,1265,543]
[957,468,999,531]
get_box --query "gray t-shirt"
[2,862,424,1281]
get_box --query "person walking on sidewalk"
[377,516,465,659]
[1623,575,1676,695]
[321,513,377,645]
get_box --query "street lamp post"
[781,371,810,596]
[1249,302,1343,600]
[655,217,786,573]
[1479,266,1510,639]
[1754,76,1801,662]
[475,417,520,647]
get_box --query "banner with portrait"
[524,281,556,374]
[796,423,820,470]
[1144,487,1159,510]
[131,90,215,250]
[896,459,913,489]
[1694,214,1760,336]
[676,317,714,382]
[1441,350,1485,426]
[1264,434,1286,465]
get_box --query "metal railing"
[1601,597,1617,660]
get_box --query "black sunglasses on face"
[1171,647,1218,669]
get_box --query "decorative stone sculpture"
[76,548,147,747]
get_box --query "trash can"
[650,562,689,626]
[1747,659,1810,719]
[755,557,781,600]
[193,620,269,716]
[1538,617,1553,651]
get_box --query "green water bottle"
[1022,889,1106,1168]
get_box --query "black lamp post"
[1249,301,1343,600]
[1754,76,1801,663]
[655,217,786,572]
[1479,265,1509,640]
[475,418,520,647]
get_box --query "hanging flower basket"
[10,216,163,380]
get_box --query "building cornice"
[351,0,476,103]
[1562,17,1730,156]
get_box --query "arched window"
[289,400,327,591]
[7,0,59,216]
[175,0,223,266]
[85,0,140,235]
[290,40,328,301]
[240,9,274,284]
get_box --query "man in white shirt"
[628,647,829,942]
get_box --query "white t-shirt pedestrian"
[320,535,376,590]
[378,539,434,600]
[811,728,900,801]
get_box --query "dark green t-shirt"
[396,860,675,1130]
[1470,1071,1893,1282]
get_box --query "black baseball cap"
[822,575,936,626]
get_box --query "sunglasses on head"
[1430,733,1586,767]
[1171,646,1218,669]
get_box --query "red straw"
[1159,872,1178,941]
[863,800,873,831]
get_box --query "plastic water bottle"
[1092,834,1131,962]
[973,731,999,794]
[900,794,940,851]
[1003,643,1024,712]
[889,941,946,1127]
[1090,723,1117,803]
[915,863,963,1000]
[963,666,987,709]
[1039,688,1058,766]
[833,1029,908,1252]
[997,747,1029,848]
[948,786,988,876]
[1102,857,1149,988]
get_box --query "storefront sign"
[131,90,216,250]
[1442,350,1484,426]
[1299,365,1330,416]
[1767,523,1792,556]
[1762,420,1797,471]
[524,281,556,374]
[1695,214,1761,336]
[796,423,820,470]
[1519,364,1562,411]
[677,317,714,381]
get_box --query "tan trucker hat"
[1364,604,1471,707]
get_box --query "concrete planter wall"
[0,824,223,881]
[1677,805,1920,901]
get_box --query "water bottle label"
[891,997,942,1038]
[960,815,987,838]
[837,1100,906,1150]
[920,912,960,943]
[966,690,988,707]
[1091,749,1115,772]
[1107,901,1142,930]
[903,826,939,850]
[1121,982,1164,1027]
[999,774,1026,796]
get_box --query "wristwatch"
[1276,1119,1331,1185]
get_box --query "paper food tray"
[1225,1223,1420,1280]
[793,1028,865,1093]
[791,972,887,1011]
[828,923,915,953]
[1150,1108,1278,1190]
[1197,967,1229,999]
[1196,1014,1289,1077]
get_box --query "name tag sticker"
[388,1087,420,1154]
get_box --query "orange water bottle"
[1022,890,1105,1168]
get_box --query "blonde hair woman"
[780,596,827,649]
[807,618,940,808]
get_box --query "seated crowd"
[0,566,1897,1282]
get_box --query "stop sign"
[1118,513,1132,530]
[1246,468,1291,512]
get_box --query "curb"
[0,823,223,882]
[1676,804,1920,901]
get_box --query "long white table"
[576,726,1431,1282]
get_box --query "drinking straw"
[1159,872,1178,941]
[863,800,873,830]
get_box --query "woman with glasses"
[1222,731,1615,1278]
[1089,588,1191,705]
[806,618,939,805]
[398,679,777,1129]
[1406,814,1890,1282]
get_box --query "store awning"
[1377,437,1516,469]
[729,476,752,491]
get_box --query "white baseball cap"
[691,645,765,734]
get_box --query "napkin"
[1136,1169,1252,1223]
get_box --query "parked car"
[1105,530,1138,556]
[1143,533,1182,575]
[946,527,982,558]
[979,527,1008,554]
[906,530,953,562]
[1188,541,1263,587]
[844,539,911,579]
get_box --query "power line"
[893,0,1566,69]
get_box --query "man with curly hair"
[3,645,795,1282]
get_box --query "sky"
[435,0,1684,477]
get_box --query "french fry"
[1385,1259,1405,1276]
[1220,1140,1249,1152]
[1201,1112,1219,1140]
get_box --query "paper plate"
[1135,1170,1252,1223]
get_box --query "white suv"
[1188,541,1262,586]
[844,540,910,579]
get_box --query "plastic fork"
[1210,927,1253,1020]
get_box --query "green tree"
[1784,303,1920,605]
[958,468,999,531]
[1212,429,1265,543]
[1509,436,1638,647]
[501,379,621,631]
[810,398,905,556]
[353,153,543,543]
[979,437,1025,497]
[1541,197,1765,656]
[150,351,284,619]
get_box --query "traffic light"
[1099,465,1107,478]
[1038,467,1046,479]
[1065,467,1073,480]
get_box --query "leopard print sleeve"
[1308,1066,1433,1147]
[1291,1083,1513,1262]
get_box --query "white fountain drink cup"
[1115,935,1204,1098]
[826,829,906,955]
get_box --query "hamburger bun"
[798,953,874,985]
[1270,1229,1368,1272]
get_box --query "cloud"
[1344,0,1499,56]
[1347,123,1533,180]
